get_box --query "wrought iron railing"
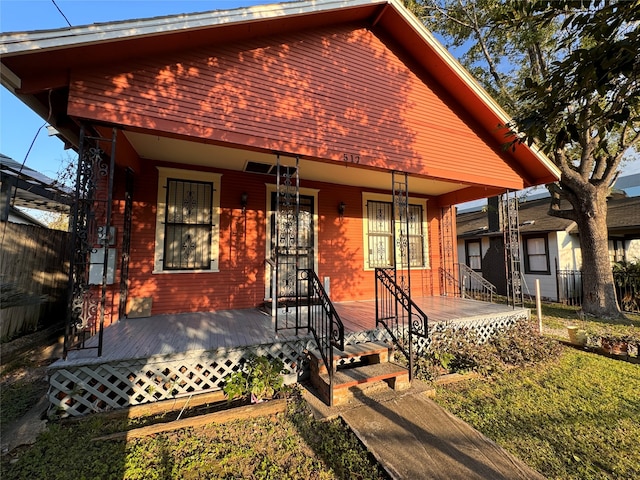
[375,268,428,381]
[299,268,344,406]
[556,269,583,307]
[557,268,640,313]
[615,271,640,313]
[457,263,496,303]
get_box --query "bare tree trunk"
[574,190,622,318]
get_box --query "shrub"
[489,320,562,366]
[414,320,561,382]
[223,355,290,402]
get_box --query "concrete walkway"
[303,382,544,480]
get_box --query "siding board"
[68,24,522,188]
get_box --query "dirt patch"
[1,333,64,455]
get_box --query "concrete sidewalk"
[303,381,544,480]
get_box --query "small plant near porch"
[223,355,291,403]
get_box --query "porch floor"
[56,297,527,368]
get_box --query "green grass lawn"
[434,348,640,479]
[0,394,388,480]
[529,301,640,339]
[3,311,638,480]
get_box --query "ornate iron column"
[274,154,302,332]
[392,171,411,295]
[118,167,134,320]
[64,126,117,358]
[439,205,456,296]
[502,191,524,308]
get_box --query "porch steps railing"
[308,341,409,406]
[439,265,496,303]
[457,263,496,303]
[301,268,343,406]
[302,268,410,406]
[374,268,428,382]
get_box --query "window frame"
[362,192,429,270]
[523,235,551,275]
[465,239,482,271]
[154,167,222,274]
[608,238,626,264]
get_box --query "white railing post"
[536,278,542,333]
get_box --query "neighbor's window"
[608,239,626,263]
[523,236,550,274]
[365,199,427,269]
[465,240,482,271]
[164,179,212,270]
[154,167,221,273]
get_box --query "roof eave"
[0,0,561,185]
[0,0,385,55]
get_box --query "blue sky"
[1,0,639,185]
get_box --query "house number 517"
[343,153,360,164]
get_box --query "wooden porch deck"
[56,296,527,367]
[47,297,528,416]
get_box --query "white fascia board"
[0,0,385,55]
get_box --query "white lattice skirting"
[349,310,530,355]
[48,310,529,417]
[48,338,313,418]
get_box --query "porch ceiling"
[124,130,469,196]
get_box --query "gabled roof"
[607,195,640,235]
[7,205,47,227]
[457,195,640,238]
[0,0,560,187]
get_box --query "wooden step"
[321,362,408,390]
[308,341,391,376]
[308,340,390,362]
[311,362,410,406]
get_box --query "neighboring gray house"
[456,194,640,301]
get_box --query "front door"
[270,193,314,301]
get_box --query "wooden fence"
[1,222,70,340]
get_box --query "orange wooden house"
[1,0,559,413]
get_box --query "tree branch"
[547,183,578,222]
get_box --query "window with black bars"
[367,201,425,268]
[164,179,213,270]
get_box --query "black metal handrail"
[457,263,496,303]
[299,268,344,406]
[375,268,428,381]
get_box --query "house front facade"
[1,0,559,348]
